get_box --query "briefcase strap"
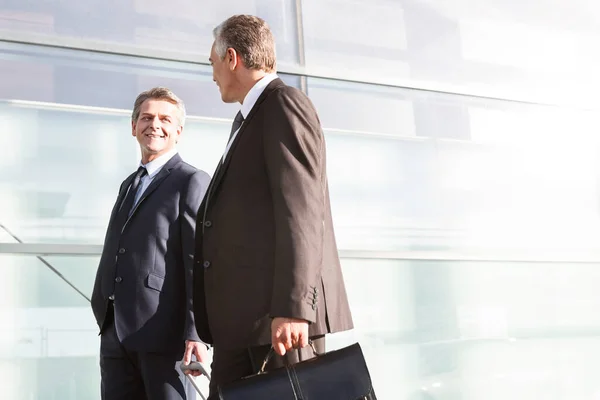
[259,340,322,374]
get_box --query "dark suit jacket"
[193,78,353,349]
[92,153,211,354]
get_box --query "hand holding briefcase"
[218,341,377,400]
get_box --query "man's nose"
[151,116,161,128]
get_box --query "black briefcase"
[218,342,377,399]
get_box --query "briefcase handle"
[259,339,322,374]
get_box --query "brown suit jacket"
[193,78,353,349]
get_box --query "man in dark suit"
[91,87,211,400]
[191,15,354,398]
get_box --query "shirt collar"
[140,148,178,178]
[240,73,279,118]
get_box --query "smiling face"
[132,99,182,163]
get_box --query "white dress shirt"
[222,73,279,160]
[133,148,178,208]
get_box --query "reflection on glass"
[301,0,600,103]
[302,0,409,84]
[0,255,99,400]
[308,78,416,136]
[0,41,238,118]
[2,254,600,399]
[309,78,600,253]
[0,100,234,244]
[0,0,300,65]
[0,42,301,244]
[336,258,600,400]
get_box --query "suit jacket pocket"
[146,272,165,292]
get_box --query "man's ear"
[227,48,238,70]
[176,125,183,143]
[131,120,136,137]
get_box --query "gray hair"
[213,15,276,72]
[131,87,186,126]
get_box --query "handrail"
[0,224,91,303]
[2,242,600,264]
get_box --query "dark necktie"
[115,166,147,230]
[229,111,244,141]
[202,112,245,232]
[219,111,244,166]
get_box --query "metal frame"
[2,243,600,264]
[0,98,428,141]
[294,0,308,94]
[0,243,101,256]
[1,98,233,124]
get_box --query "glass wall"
[0,254,99,399]
[301,0,600,104]
[2,1,600,399]
[335,258,600,399]
[6,0,600,104]
[309,77,600,254]
[0,0,302,66]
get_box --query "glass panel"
[331,258,600,400]
[0,254,99,399]
[310,77,600,253]
[3,255,600,399]
[301,0,410,85]
[307,78,416,137]
[301,0,600,103]
[0,40,237,117]
[0,43,299,244]
[0,0,301,66]
[0,252,213,400]
[0,100,230,243]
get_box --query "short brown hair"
[213,15,276,72]
[131,87,186,126]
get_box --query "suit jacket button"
[118,248,126,254]
[203,261,211,269]
[115,276,123,283]
[204,220,212,228]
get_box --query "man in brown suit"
[191,15,353,398]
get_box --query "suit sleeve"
[264,88,325,323]
[180,169,211,341]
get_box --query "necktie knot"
[135,166,147,180]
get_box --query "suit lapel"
[107,171,136,235]
[122,153,182,231]
[207,78,286,208]
[112,172,136,218]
